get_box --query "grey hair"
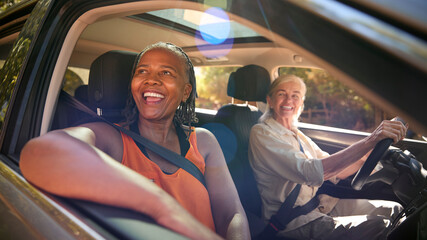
[259,74,306,126]
[122,42,198,129]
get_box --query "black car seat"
[52,85,90,130]
[74,84,90,108]
[205,65,270,232]
[53,50,138,129]
[87,50,138,123]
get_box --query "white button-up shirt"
[249,117,338,232]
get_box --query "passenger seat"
[88,50,138,123]
[208,65,270,224]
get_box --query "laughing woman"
[249,74,406,240]
[20,42,250,240]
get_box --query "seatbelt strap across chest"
[60,91,207,189]
[110,123,207,189]
[256,136,320,239]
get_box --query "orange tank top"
[120,128,216,231]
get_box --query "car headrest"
[74,84,89,105]
[88,50,138,110]
[227,64,270,102]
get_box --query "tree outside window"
[279,67,384,132]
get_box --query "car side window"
[195,66,241,111]
[0,22,21,133]
[62,67,89,96]
[279,67,387,131]
[0,0,48,137]
[278,67,426,139]
[0,38,25,133]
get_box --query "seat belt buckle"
[268,222,280,232]
[270,214,287,231]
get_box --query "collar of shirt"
[264,117,299,138]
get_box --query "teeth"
[144,92,164,98]
[281,106,292,110]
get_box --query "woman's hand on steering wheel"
[351,117,407,190]
[367,118,407,145]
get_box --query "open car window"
[279,66,425,140]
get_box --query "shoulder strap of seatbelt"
[255,136,320,239]
[110,124,207,188]
[59,90,207,189]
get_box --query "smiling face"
[267,80,304,128]
[131,48,192,123]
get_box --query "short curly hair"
[122,42,198,128]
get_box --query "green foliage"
[0,37,32,129]
[62,69,84,96]
[195,66,239,110]
[0,0,50,130]
[0,0,27,14]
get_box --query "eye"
[136,68,147,74]
[161,70,171,76]
[292,95,300,101]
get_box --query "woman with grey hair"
[249,74,406,239]
[258,74,307,125]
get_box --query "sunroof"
[130,8,267,58]
[132,8,261,41]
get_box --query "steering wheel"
[351,118,404,190]
[351,138,393,190]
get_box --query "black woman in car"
[249,74,407,239]
[20,42,250,240]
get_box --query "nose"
[143,73,162,86]
[284,94,292,103]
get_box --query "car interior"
[1,1,426,239]
[39,2,321,236]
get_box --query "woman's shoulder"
[296,129,312,141]
[251,121,273,135]
[78,121,123,156]
[79,121,121,135]
[194,127,215,141]
[252,121,267,130]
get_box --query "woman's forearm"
[321,137,374,180]
[321,119,406,180]
[20,130,220,240]
[225,213,251,240]
[20,131,163,211]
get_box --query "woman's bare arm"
[197,128,250,240]
[20,125,221,240]
[322,120,406,180]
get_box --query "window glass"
[279,67,385,132]
[279,67,422,140]
[195,66,240,110]
[0,41,17,133]
[0,44,8,123]
[143,9,261,38]
[0,37,32,132]
[62,67,89,96]
[0,43,15,70]
[0,0,50,134]
[0,0,32,14]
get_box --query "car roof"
[337,0,427,40]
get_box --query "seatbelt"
[59,90,207,189]
[256,136,320,239]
